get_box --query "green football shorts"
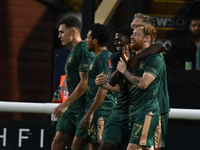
[129,113,159,147]
[154,112,169,148]
[75,112,106,144]
[101,121,130,147]
[56,110,82,136]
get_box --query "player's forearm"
[87,87,107,115]
[108,70,122,86]
[122,70,139,85]
[64,80,87,106]
[100,82,120,92]
[122,70,153,89]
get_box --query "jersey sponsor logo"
[108,58,112,69]
[80,64,89,68]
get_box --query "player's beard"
[190,30,200,40]
[87,46,94,52]
[130,40,143,51]
[87,42,94,51]
[88,48,93,51]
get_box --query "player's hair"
[90,23,110,47]
[134,13,154,26]
[59,16,81,31]
[115,26,133,39]
[188,14,200,25]
[137,24,157,43]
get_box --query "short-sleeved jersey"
[129,53,165,117]
[86,50,115,119]
[106,89,129,124]
[108,51,135,72]
[157,55,170,114]
[108,52,129,124]
[64,41,94,114]
[108,52,121,72]
[107,51,135,124]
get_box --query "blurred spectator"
[52,75,68,103]
[164,14,200,70]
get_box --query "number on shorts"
[135,124,142,135]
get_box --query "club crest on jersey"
[139,62,144,70]
[108,58,112,69]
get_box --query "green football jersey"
[157,54,170,114]
[108,52,129,123]
[129,53,165,117]
[108,52,121,72]
[107,51,136,123]
[64,41,94,114]
[86,50,115,117]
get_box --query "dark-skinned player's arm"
[95,72,125,93]
[109,43,164,86]
[127,43,165,72]
[108,69,122,86]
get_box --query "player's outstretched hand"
[81,112,93,130]
[53,103,68,118]
[95,72,107,86]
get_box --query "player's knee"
[143,145,154,150]
[51,140,59,150]
[71,145,86,150]
[127,143,142,150]
[91,143,100,150]
[99,141,117,150]
[99,144,108,150]
[51,137,65,150]
[51,137,57,147]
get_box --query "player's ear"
[71,28,76,35]
[93,38,97,45]
[144,36,150,42]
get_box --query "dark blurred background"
[0,0,200,149]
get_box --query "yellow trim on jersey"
[145,71,157,78]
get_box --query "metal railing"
[0,101,200,120]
